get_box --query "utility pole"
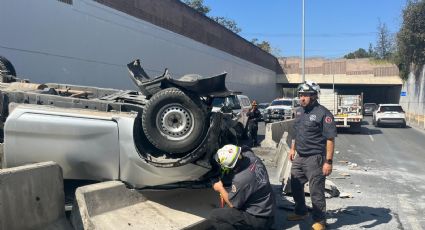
[332,61,335,93]
[301,0,305,83]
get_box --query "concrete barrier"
[71,181,218,230]
[274,135,292,187]
[261,119,295,148]
[0,161,72,230]
[0,143,3,169]
[269,126,340,197]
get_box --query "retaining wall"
[399,65,425,129]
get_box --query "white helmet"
[214,144,242,169]
[297,80,320,95]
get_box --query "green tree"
[182,0,280,55]
[251,38,271,53]
[368,43,375,57]
[395,0,425,80]
[182,0,210,15]
[344,48,370,59]
[182,0,241,34]
[375,21,394,60]
[211,16,242,34]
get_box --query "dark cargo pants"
[208,207,273,230]
[290,154,326,223]
[248,122,258,146]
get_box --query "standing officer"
[287,81,337,230]
[208,144,275,230]
[247,100,262,147]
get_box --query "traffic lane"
[336,116,425,175]
[330,116,425,229]
[256,118,425,229]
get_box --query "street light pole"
[301,0,305,83]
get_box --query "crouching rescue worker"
[287,81,337,230]
[208,144,275,230]
[247,100,262,147]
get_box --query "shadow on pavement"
[337,126,383,135]
[377,124,412,129]
[272,185,313,230]
[272,183,392,229]
[362,120,370,125]
[327,206,392,229]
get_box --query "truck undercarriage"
[0,58,236,187]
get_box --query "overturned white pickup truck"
[0,58,236,188]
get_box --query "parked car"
[363,103,378,116]
[212,93,252,139]
[263,98,294,123]
[257,103,270,121]
[373,104,406,128]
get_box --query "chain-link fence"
[402,101,425,129]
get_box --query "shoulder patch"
[231,184,237,193]
[325,116,332,123]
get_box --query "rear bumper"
[378,118,405,124]
[335,122,360,128]
[334,116,362,127]
[363,111,374,116]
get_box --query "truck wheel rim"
[157,103,194,140]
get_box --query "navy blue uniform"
[209,149,275,230]
[294,103,337,156]
[247,108,262,146]
[291,101,337,224]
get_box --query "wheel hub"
[157,104,194,140]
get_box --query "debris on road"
[348,162,358,167]
[339,172,351,177]
[339,192,353,198]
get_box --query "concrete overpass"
[277,58,403,104]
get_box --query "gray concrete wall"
[399,65,425,128]
[0,143,3,169]
[94,0,281,73]
[0,162,71,230]
[0,0,280,102]
[261,119,295,148]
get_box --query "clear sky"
[204,0,407,58]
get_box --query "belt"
[297,153,324,157]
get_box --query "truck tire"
[0,56,16,76]
[142,88,207,153]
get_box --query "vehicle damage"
[0,59,238,188]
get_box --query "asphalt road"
[61,118,425,229]
[255,117,425,229]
